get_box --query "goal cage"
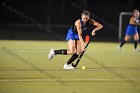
[119,12,132,41]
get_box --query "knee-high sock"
[134,41,138,49]
[54,49,67,55]
[67,53,79,65]
[120,40,126,47]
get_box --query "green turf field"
[0,40,140,93]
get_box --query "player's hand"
[91,30,96,36]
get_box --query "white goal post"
[119,12,132,41]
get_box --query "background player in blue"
[48,11,103,69]
[118,10,140,51]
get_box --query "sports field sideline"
[0,40,140,93]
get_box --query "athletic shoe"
[133,48,140,52]
[63,63,75,69]
[118,46,122,51]
[48,48,55,60]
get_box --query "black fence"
[0,23,119,42]
[0,0,140,42]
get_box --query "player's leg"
[54,49,67,55]
[133,33,139,51]
[67,40,82,67]
[66,40,81,65]
[48,39,76,60]
[118,25,132,50]
[48,48,68,60]
[118,35,130,50]
[64,40,83,69]
[75,40,82,55]
[48,27,75,60]
[53,39,76,55]
[67,39,76,55]
[63,39,78,69]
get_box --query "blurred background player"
[118,9,140,51]
[48,10,103,69]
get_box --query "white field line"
[15,50,140,54]
[17,50,48,52]
[16,50,94,53]
[0,78,139,82]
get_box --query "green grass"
[0,40,140,93]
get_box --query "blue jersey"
[65,19,90,41]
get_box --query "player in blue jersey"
[118,10,140,51]
[48,11,103,69]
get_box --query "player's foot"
[63,63,75,69]
[48,48,55,60]
[118,46,122,51]
[133,48,140,52]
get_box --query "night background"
[0,1,140,93]
[0,0,140,41]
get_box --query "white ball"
[82,66,86,70]
[135,19,139,24]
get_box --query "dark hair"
[81,11,90,16]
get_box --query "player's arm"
[135,18,140,26]
[75,20,85,51]
[89,19,103,36]
[130,17,140,26]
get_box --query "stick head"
[72,63,76,67]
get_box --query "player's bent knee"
[135,39,139,41]
[124,38,129,42]
[69,51,76,55]
[134,37,139,41]
[76,50,82,55]
[136,37,139,41]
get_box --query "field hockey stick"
[72,35,93,67]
